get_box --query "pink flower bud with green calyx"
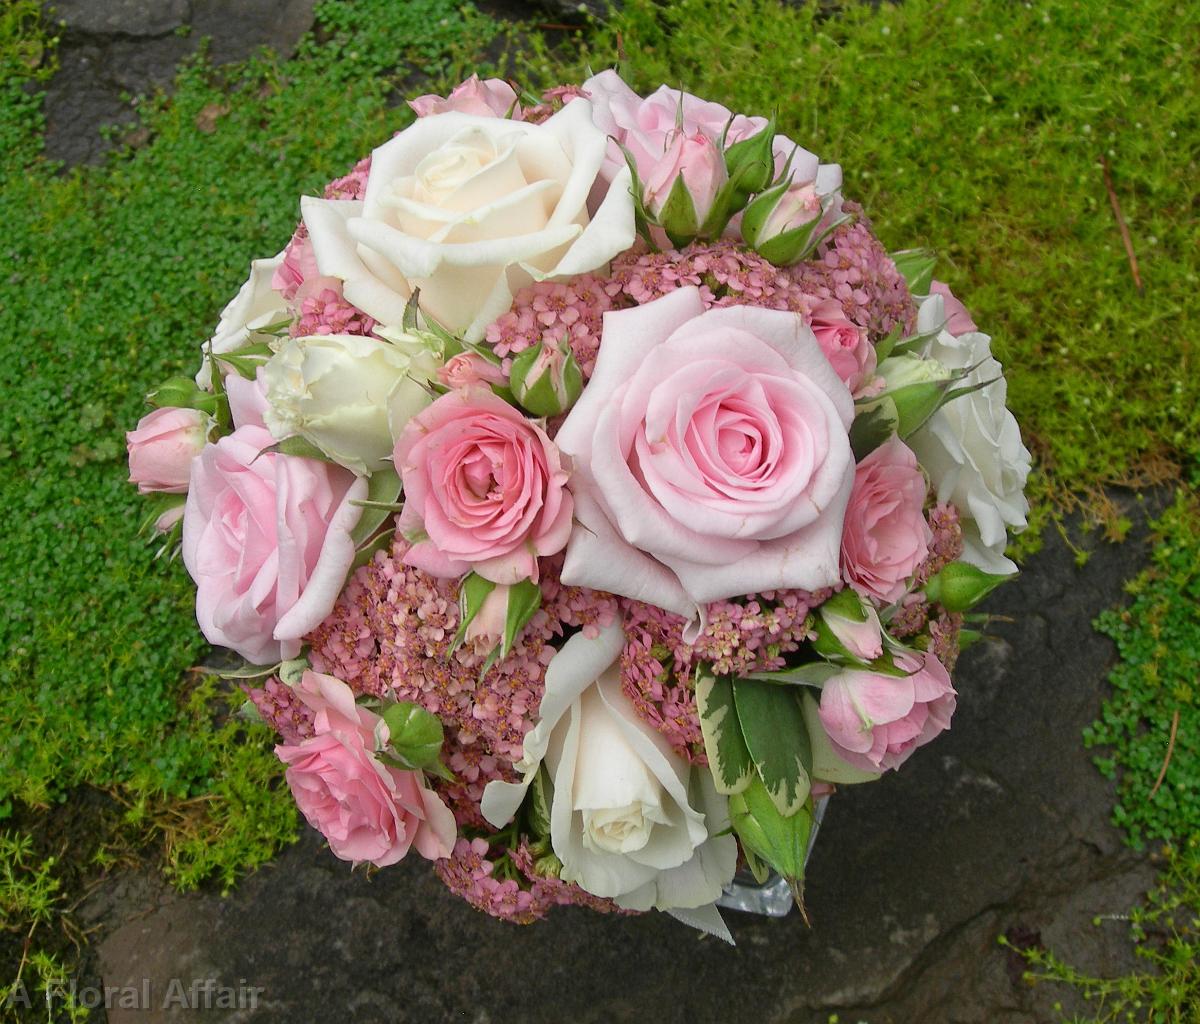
[643,130,727,246]
[814,588,884,662]
[923,561,1013,612]
[509,337,583,417]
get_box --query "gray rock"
[49,0,191,38]
[90,493,1164,1024]
[40,0,317,165]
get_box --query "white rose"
[909,294,1032,574]
[300,99,636,342]
[262,332,439,475]
[196,252,289,387]
[481,624,737,939]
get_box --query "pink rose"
[181,418,366,664]
[409,74,521,120]
[644,130,727,225]
[436,352,507,389]
[929,280,978,335]
[582,70,766,184]
[555,286,855,616]
[127,407,210,494]
[841,436,932,604]
[394,388,573,584]
[808,299,877,396]
[276,671,456,867]
[817,650,956,772]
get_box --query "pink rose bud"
[815,589,884,662]
[929,280,979,335]
[761,181,821,239]
[276,671,456,867]
[817,650,957,773]
[509,338,583,417]
[463,583,510,654]
[154,503,185,534]
[643,131,727,244]
[409,74,521,119]
[126,407,210,494]
[437,351,507,389]
[808,299,877,396]
[841,435,932,604]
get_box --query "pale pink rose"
[394,388,573,584]
[555,286,855,616]
[841,435,932,604]
[582,69,766,184]
[817,651,956,772]
[929,280,978,335]
[127,407,209,494]
[436,352,507,389]
[409,74,521,120]
[276,671,456,867]
[808,299,877,396]
[181,422,366,664]
[643,130,727,224]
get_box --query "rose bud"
[509,337,583,417]
[923,561,1013,612]
[457,576,543,659]
[263,332,440,475]
[814,589,884,662]
[741,177,830,265]
[872,353,959,438]
[126,407,211,494]
[437,351,507,390]
[643,130,727,246]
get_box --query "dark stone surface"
[89,497,1161,1024]
[41,0,317,166]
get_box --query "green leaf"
[732,677,812,817]
[849,399,899,460]
[742,662,841,687]
[891,248,937,294]
[381,700,444,770]
[696,673,753,795]
[255,435,339,465]
[349,466,402,549]
[729,778,815,917]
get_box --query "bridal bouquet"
[127,71,1030,940]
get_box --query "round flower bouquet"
[127,71,1030,941]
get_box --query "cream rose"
[196,252,289,387]
[481,624,737,937]
[908,293,1031,574]
[300,99,636,342]
[262,332,440,474]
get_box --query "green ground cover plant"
[0,0,1196,1018]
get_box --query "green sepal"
[348,467,403,548]
[742,661,841,688]
[146,375,225,418]
[732,677,812,817]
[721,116,776,198]
[526,766,553,838]
[873,324,905,364]
[924,561,1014,612]
[695,673,753,795]
[255,435,339,465]
[738,178,791,247]
[729,778,815,918]
[502,578,542,657]
[214,340,274,379]
[891,248,937,294]
[849,400,900,460]
[453,572,498,652]
[381,700,445,771]
[657,171,701,248]
[198,659,280,680]
[402,288,421,331]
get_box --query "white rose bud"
[262,332,438,474]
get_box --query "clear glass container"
[716,795,829,917]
